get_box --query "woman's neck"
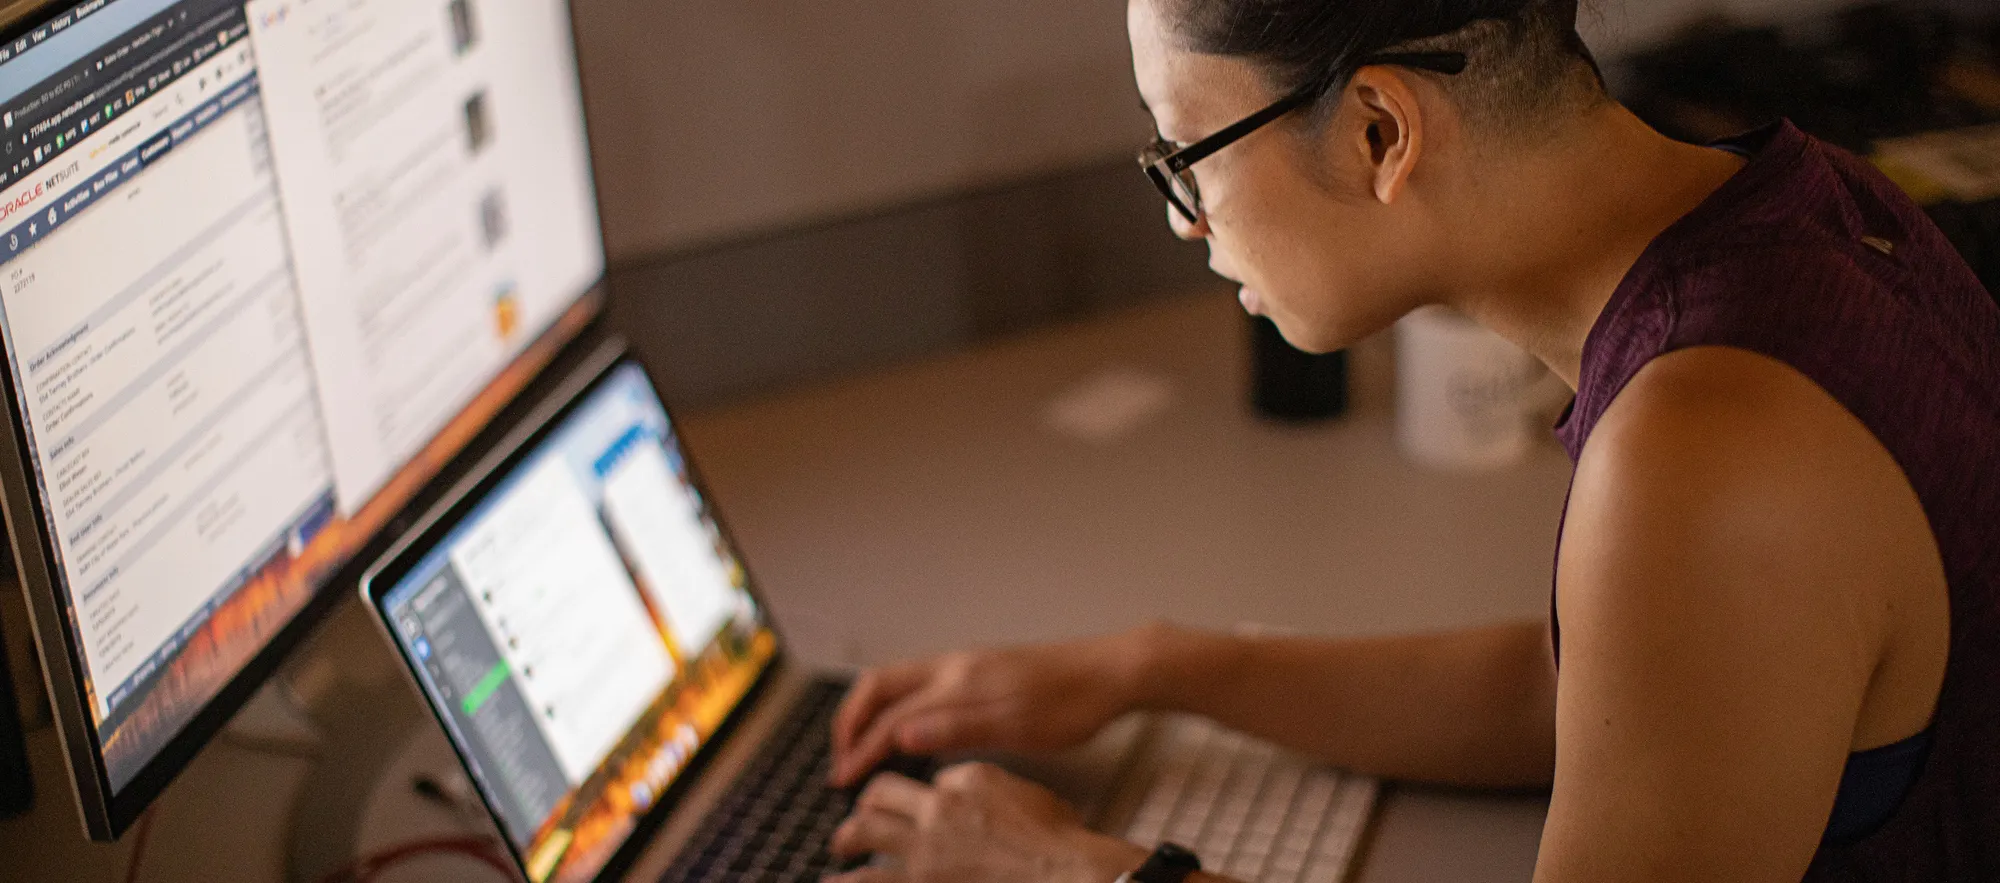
[1440,105,1749,389]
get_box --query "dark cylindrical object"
[0,624,32,819]
[1249,314,1349,421]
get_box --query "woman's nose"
[1168,205,1208,241]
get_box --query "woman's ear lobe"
[1347,70,1424,204]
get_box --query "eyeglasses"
[1139,51,1469,226]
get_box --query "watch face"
[1138,842,1203,881]
[1155,842,1202,868]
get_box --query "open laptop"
[359,341,1378,883]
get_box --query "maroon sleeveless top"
[1552,120,2000,879]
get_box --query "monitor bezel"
[0,0,615,840]
[360,344,791,883]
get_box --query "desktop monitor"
[0,0,606,838]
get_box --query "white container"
[1394,307,1549,471]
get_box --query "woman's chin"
[1238,287,1263,315]
[1241,290,1348,353]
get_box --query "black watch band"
[1126,842,1201,883]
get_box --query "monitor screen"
[378,362,777,883]
[0,0,603,832]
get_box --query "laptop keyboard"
[1118,716,1379,883]
[659,680,854,883]
[658,688,1374,883]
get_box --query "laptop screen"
[377,362,778,883]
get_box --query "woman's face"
[1128,0,1436,353]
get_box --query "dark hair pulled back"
[1171,0,1587,98]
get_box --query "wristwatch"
[1115,842,1202,883]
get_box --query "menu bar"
[0,44,253,262]
[0,0,240,189]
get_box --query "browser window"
[0,0,334,786]
[0,0,604,794]
[245,0,603,509]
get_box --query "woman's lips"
[1238,287,1263,315]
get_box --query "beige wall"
[570,0,1153,260]
[571,0,1868,261]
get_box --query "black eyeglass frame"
[1140,51,1469,226]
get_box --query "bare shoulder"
[1583,345,1899,489]
[1562,344,1944,699]
[1571,345,1940,572]
[1537,345,1947,881]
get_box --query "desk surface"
[4,290,1566,881]
[677,290,1565,883]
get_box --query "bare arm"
[830,616,1558,791]
[1131,620,1558,788]
[1534,348,1944,881]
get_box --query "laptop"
[360,341,1379,883]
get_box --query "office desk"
[673,290,1565,882]
[5,290,1564,881]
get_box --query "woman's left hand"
[826,762,1148,883]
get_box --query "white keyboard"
[1116,716,1378,883]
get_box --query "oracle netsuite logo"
[0,183,44,224]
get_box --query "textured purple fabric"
[1551,120,2000,880]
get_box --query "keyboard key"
[1118,716,1377,883]
[661,680,863,882]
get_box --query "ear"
[1346,68,1425,205]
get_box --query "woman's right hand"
[829,627,1163,787]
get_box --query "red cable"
[118,798,506,882]
[122,808,158,883]
[309,836,514,883]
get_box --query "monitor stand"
[286,714,498,883]
[251,597,502,883]
[221,680,323,759]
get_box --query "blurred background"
[580,0,2000,409]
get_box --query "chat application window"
[447,455,678,785]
